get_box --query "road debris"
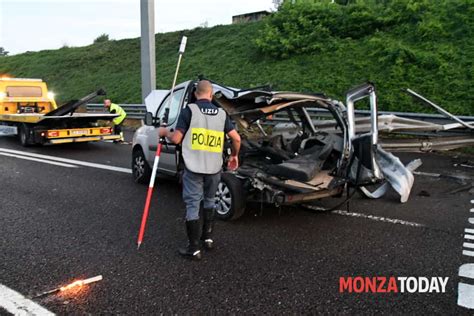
[418,190,431,197]
[445,183,474,195]
[405,88,474,130]
[359,159,422,200]
[454,163,474,169]
[413,171,472,184]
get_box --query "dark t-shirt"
[175,99,234,135]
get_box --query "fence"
[87,103,474,125]
[272,108,474,126]
[87,104,146,119]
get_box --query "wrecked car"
[132,80,416,220]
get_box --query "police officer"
[104,99,127,142]
[159,80,241,260]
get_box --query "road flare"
[33,275,103,298]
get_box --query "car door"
[145,87,187,176]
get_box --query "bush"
[256,0,472,58]
[94,34,110,44]
[0,47,8,57]
[253,0,473,115]
[256,1,390,58]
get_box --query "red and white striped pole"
[136,36,187,250]
[136,141,162,250]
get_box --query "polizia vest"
[182,103,226,174]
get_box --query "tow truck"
[0,78,121,146]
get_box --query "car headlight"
[0,92,6,99]
[47,92,55,99]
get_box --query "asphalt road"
[0,132,473,314]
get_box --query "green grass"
[0,1,472,116]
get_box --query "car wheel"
[215,172,246,221]
[132,147,152,184]
[19,124,32,147]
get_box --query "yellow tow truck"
[0,78,121,146]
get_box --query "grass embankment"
[0,0,472,115]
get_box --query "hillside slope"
[0,1,472,115]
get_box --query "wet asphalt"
[0,132,473,314]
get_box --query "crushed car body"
[133,79,472,220]
[214,82,415,206]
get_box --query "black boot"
[179,220,202,260]
[201,208,215,250]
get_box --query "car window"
[155,88,185,125]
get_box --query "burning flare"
[60,280,84,291]
[33,275,103,298]
[61,275,102,292]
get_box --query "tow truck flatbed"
[0,113,118,124]
[0,78,122,146]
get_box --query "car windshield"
[6,86,42,97]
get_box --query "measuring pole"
[137,36,187,250]
[166,36,187,110]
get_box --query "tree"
[273,0,284,10]
[93,34,110,44]
[0,47,9,56]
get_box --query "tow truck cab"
[0,78,58,114]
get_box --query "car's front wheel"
[215,172,246,221]
[132,147,152,184]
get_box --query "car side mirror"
[144,112,154,126]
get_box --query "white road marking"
[471,209,474,213]
[0,148,131,174]
[0,152,78,168]
[459,264,474,279]
[458,202,474,310]
[458,283,474,309]
[464,242,474,249]
[331,210,424,227]
[465,234,474,241]
[0,283,55,315]
[463,250,474,257]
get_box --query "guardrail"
[87,104,146,119]
[271,108,474,126]
[87,103,474,125]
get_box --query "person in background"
[104,99,127,142]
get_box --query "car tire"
[215,172,246,221]
[132,147,152,184]
[19,124,32,147]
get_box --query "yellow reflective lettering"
[190,128,224,153]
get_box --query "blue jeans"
[182,168,221,221]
